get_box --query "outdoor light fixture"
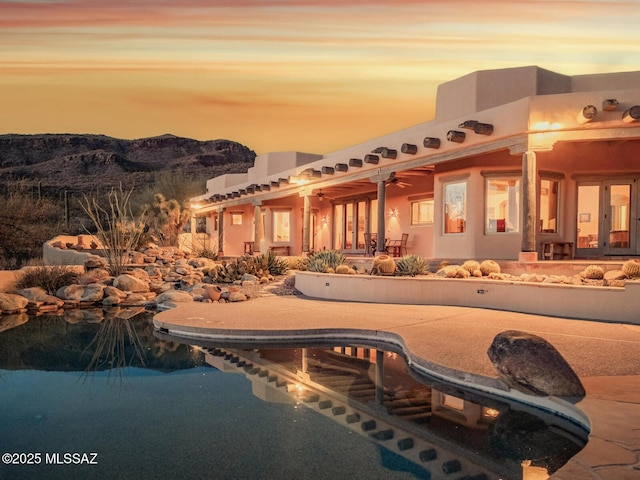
[335,163,348,172]
[401,143,418,154]
[603,99,619,111]
[321,166,335,175]
[577,105,598,124]
[446,130,466,143]
[349,158,363,167]
[473,123,494,135]
[458,120,478,129]
[380,148,397,159]
[423,137,441,149]
[388,207,399,218]
[364,154,379,164]
[622,106,640,123]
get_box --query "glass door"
[576,179,638,257]
[604,181,635,255]
[576,184,601,256]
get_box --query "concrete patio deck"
[154,294,640,479]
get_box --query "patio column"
[376,179,386,253]
[521,150,537,257]
[302,193,311,254]
[217,208,225,256]
[253,204,262,253]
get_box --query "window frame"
[411,198,435,226]
[484,175,521,235]
[443,180,467,235]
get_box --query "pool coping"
[153,295,640,479]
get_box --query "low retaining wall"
[43,235,100,266]
[295,271,640,324]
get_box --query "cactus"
[395,254,428,277]
[371,254,396,275]
[437,265,470,278]
[583,264,604,280]
[461,260,480,275]
[622,259,640,278]
[480,260,501,276]
[335,264,351,275]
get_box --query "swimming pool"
[0,309,586,479]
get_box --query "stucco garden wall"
[295,271,640,324]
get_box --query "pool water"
[0,310,587,480]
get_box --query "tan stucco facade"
[190,65,640,260]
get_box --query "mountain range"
[0,133,256,195]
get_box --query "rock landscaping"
[0,245,298,317]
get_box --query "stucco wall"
[295,271,640,324]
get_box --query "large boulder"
[15,287,48,302]
[156,291,193,304]
[56,284,85,300]
[487,330,585,397]
[80,284,105,302]
[113,274,150,293]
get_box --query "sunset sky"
[1,0,639,154]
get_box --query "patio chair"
[398,233,409,256]
[364,233,377,256]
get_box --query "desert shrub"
[0,185,66,268]
[306,250,346,273]
[257,250,289,276]
[195,247,218,261]
[395,254,429,276]
[15,265,80,294]
[80,186,147,276]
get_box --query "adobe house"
[188,65,640,261]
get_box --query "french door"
[333,199,377,253]
[576,178,638,256]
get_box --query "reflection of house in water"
[204,345,585,480]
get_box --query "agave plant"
[306,250,347,273]
[395,254,429,277]
[256,250,289,276]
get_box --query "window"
[540,178,559,233]
[231,212,243,225]
[272,210,290,242]
[444,181,466,234]
[195,217,207,234]
[485,177,520,234]
[411,199,434,225]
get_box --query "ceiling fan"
[386,173,412,189]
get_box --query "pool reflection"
[204,345,586,480]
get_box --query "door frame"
[575,177,639,257]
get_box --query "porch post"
[217,208,225,256]
[302,193,311,254]
[253,203,262,253]
[376,179,386,253]
[521,150,538,257]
